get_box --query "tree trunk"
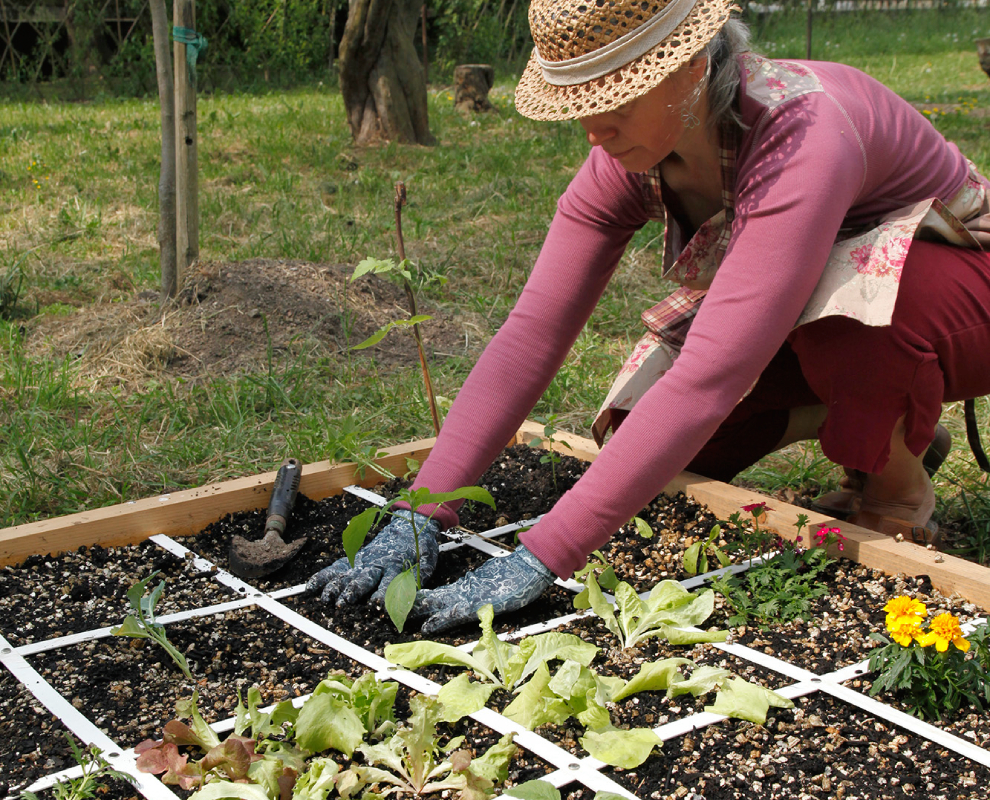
[150,0,177,303]
[339,0,436,146]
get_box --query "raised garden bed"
[1,421,989,800]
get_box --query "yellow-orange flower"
[917,612,970,653]
[884,596,927,631]
[887,619,923,647]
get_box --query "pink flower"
[742,502,771,515]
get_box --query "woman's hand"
[305,510,440,606]
[410,544,555,633]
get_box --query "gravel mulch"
[605,692,987,800]
[0,542,236,647]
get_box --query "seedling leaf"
[503,780,561,800]
[579,728,662,769]
[384,567,418,632]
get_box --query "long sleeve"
[407,148,648,525]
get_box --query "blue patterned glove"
[305,510,440,606]
[410,544,554,634]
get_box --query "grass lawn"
[1,8,989,562]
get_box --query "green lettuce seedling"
[336,694,516,800]
[111,571,192,680]
[683,523,731,575]
[342,485,495,632]
[584,573,728,650]
[386,604,598,721]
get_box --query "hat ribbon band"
[536,0,698,86]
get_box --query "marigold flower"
[883,595,926,630]
[888,619,923,647]
[917,612,970,653]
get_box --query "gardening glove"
[409,544,554,634]
[305,510,440,607]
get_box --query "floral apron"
[592,54,990,447]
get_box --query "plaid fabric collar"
[639,120,740,349]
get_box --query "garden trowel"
[229,458,306,578]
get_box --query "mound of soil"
[23,259,485,388]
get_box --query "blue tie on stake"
[172,26,208,86]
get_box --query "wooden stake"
[173,0,200,286]
[150,0,177,302]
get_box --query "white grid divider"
[0,633,177,800]
[13,596,263,657]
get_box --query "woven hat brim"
[515,0,734,122]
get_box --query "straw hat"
[515,0,735,121]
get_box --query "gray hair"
[702,17,752,131]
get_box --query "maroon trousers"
[685,240,990,482]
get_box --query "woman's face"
[579,66,703,173]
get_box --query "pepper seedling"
[341,485,495,632]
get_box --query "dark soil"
[0,542,236,647]
[606,692,987,800]
[30,606,366,749]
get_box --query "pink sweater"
[409,58,971,578]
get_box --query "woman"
[308,0,990,632]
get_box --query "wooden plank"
[0,436,437,567]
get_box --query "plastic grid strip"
[14,596,261,657]
[147,534,598,776]
[0,633,176,800]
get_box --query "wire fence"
[0,0,986,99]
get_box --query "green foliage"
[338,695,516,800]
[20,735,132,800]
[341,485,496,631]
[867,614,990,722]
[387,604,791,769]
[683,523,730,576]
[707,521,838,628]
[136,673,402,796]
[0,257,25,320]
[580,574,728,651]
[111,572,192,680]
[527,414,572,492]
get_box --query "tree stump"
[454,64,495,113]
[978,38,990,81]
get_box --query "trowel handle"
[265,458,301,536]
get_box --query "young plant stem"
[394,182,441,436]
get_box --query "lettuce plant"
[336,694,516,800]
[111,571,192,680]
[385,604,598,721]
[683,523,730,575]
[135,690,268,790]
[136,672,398,796]
[582,574,728,650]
